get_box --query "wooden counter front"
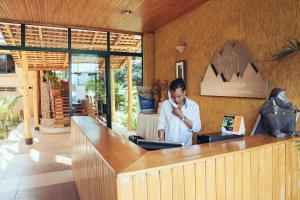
[71,116,300,200]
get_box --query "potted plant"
[272,39,300,61]
[272,39,300,149]
[49,76,61,97]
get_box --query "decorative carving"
[152,80,161,111]
[160,80,169,102]
[201,42,268,98]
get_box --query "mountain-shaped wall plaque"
[201,42,268,98]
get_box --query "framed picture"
[176,60,186,81]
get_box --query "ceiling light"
[122,10,133,16]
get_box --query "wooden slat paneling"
[117,176,133,200]
[273,144,279,200]
[0,0,210,33]
[0,23,142,71]
[118,140,300,200]
[225,155,235,200]
[234,152,243,200]
[195,160,206,199]
[251,150,259,200]
[206,159,216,200]
[243,151,251,200]
[173,166,185,200]
[147,171,160,200]
[258,147,266,200]
[71,118,118,200]
[160,168,173,200]
[184,164,196,200]
[216,157,225,200]
[133,174,147,200]
[285,141,292,200]
[72,117,300,200]
[291,141,298,200]
[279,144,286,200]
[266,145,273,200]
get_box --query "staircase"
[86,101,97,118]
[53,89,71,128]
[72,103,87,116]
[52,83,98,127]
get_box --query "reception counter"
[71,116,300,200]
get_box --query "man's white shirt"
[157,98,201,145]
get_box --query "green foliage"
[0,95,22,139]
[113,58,142,130]
[85,78,106,102]
[272,39,300,61]
[43,71,61,89]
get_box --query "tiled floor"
[0,123,79,200]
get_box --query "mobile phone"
[168,91,178,108]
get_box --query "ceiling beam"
[63,53,68,68]
[118,57,128,69]
[4,25,22,62]
[29,66,68,71]
[90,32,98,50]
[0,18,142,35]
[98,59,105,69]
[113,34,122,46]
[39,28,47,68]
[135,40,141,48]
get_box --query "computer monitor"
[136,139,184,151]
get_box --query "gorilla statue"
[260,88,299,138]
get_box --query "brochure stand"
[221,115,245,135]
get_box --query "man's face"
[170,88,186,105]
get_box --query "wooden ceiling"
[0,23,141,70]
[0,0,209,33]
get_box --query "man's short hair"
[169,78,186,91]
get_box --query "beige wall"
[153,0,300,134]
[0,65,35,117]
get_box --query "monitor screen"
[136,139,184,151]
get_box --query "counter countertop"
[72,116,291,175]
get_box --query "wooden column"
[127,57,132,131]
[38,71,42,124]
[110,70,115,122]
[143,33,154,86]
[21,51,33,145]
[33,71,39,131]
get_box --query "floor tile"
[0,123,79,199]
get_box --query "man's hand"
[172,107,184,119]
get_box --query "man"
[157,78,201,145]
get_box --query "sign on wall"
[201,42,268,98]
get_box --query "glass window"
[71,54,107,125]
[0,54,15,73]
[111,56,142,133]
[110,33,142,53]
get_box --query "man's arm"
[172,104,201,132]
[157,102,167,141]
[172,107,193,129]
[158,129,165,141]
